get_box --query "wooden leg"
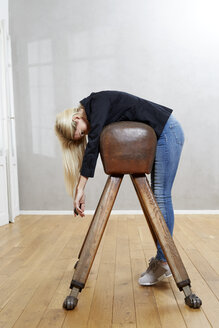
[130,173,190,290]
[68,175,123,290]
[76,174,124,260]
[130,174,157,246]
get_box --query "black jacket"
[79,90,173,178]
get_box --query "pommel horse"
[63,121,202,310]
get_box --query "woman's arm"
[75,93,111,216]
[77,175,88,191]
[74,175,88,217]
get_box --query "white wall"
[0,0,8,30]
[9,0,219,211]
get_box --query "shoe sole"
[139,272,173,286]
[138,273,167,286]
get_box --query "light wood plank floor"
[0,214,218,328]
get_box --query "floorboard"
[0,214,218,328]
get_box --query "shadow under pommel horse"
[63,121,202,310]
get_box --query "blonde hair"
[54,103,87,198]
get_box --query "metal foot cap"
[63,296,78,310]
[185,293,202,309]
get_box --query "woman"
[54,90,185,286]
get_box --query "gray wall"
[9,0,219,211]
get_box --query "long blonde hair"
[54,104,87,198]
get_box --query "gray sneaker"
[139,257,172,286]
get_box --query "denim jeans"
[151,114,185,262]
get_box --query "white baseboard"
[19,210,219,215]
[174,210,219,214]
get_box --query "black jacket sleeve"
[80,94,111,177]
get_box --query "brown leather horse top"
[100,121,157,175]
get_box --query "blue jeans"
[151,114,185,262]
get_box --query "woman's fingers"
[81,202,85,213]
[76,205,84,216]
[74,190,85,217]
[80,194,85,213]
[74,204,84,217]
[74,208,78,216]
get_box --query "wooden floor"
[0,214,218,328]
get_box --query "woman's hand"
[74,188,85,217]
